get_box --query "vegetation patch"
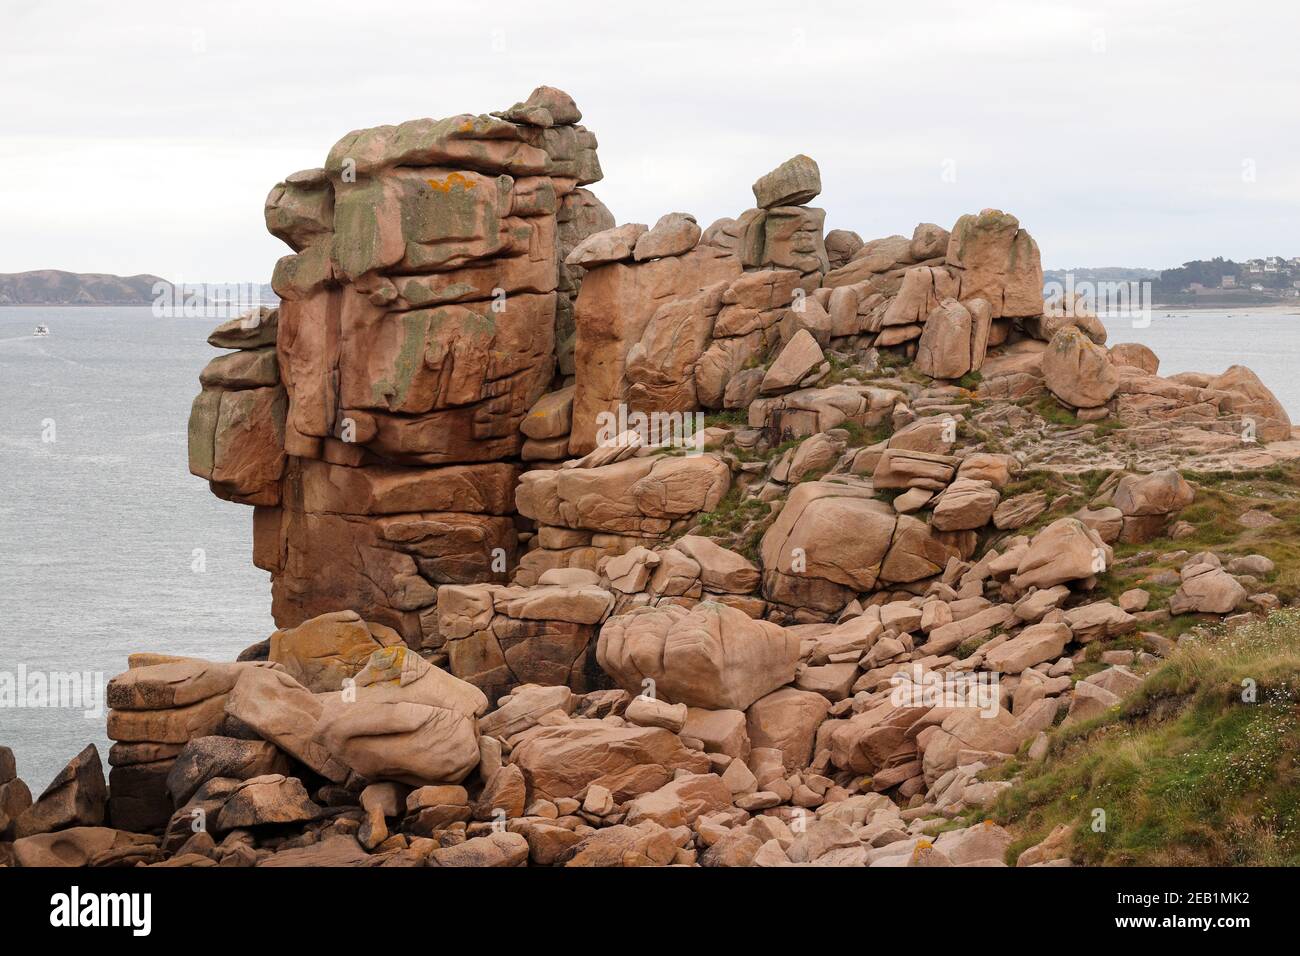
[980,612,1300,866]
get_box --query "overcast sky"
[3,0,1298,281]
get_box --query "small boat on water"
[32,324,49,336]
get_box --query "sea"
[1,304,1298,792]
[1,308,273,793]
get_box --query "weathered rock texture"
[103,85,1298,871]
[190,87,610,650]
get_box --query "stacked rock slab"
[188,308,286,506]
[564,226,741,456]
[437,575,616,700]
[564,154,830,458]
[510,156,839,581]
[513,442,733,587]
[100,620,490,835]
[817,210,1040,367]
[105,657,277,831]
[758,478,965,619]
[188,87,611,649]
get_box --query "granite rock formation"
[12,84,1285,869]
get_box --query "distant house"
[1248,260,1264,273]
[1221,275,1238,288]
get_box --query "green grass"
[691,486,772,560]
[1021,396,1125,441]
[836,419,891,449]
[1031,396,1082,428]
[822,352,876,386]
[980,612,1300,866]
[1109,463,1300,601]
[878,349,910,370]
[703,409,747,430]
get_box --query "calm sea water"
[1,306,1296,792]
[0,308,273,792]
[1099,307,1300,416]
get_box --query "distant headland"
[0,270,277,307]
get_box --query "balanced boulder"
[1042,326,1119,409]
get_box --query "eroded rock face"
[597,602,799,709]
[314,647,486,786]
[1109,342,1158,374]
[12,827,158,868]
[1170,555,1247,614]
[568,247,740,454]
[509,719,711,801]
[104,657,285,832]
[190,87,611,647]
[151,90,1300,869]
[982,623,1070,674]
[1012,518,1112,590]
[268,610,404,692]
[1210,365,1292,441]
[513,452,731,585]
[13,745,106,839]
[437,580,615,698]
[165,737,289,806]
[224,666,350,783]
[914,299,973,380]
[1112,469,1195,543]
[944,209,1043,319]
[759,480,959,615]
[215,774,321,830]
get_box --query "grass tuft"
[982,611,1300,866]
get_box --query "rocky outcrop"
[597,602,799,709]
[268,609,404,692]
[514,451,731,585]
[944,209,1043,319]
[437,578,615,698]
[27,83,1267,873]
[1111,469,1195,543]
[188,308,285,506]
[1170,553,1247,614]
[566,240,740,453]
[758,479,961,616]
[1209,365,1292,441]
[190,87,611,649]
[12,745,106,839]
[312,646,488,786]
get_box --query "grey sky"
[3,0,1297,281]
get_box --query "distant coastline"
[1149,301,1300,312]
[0,270,275,307]
[0,302,279,308]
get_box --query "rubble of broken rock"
[6,85,1299,869]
